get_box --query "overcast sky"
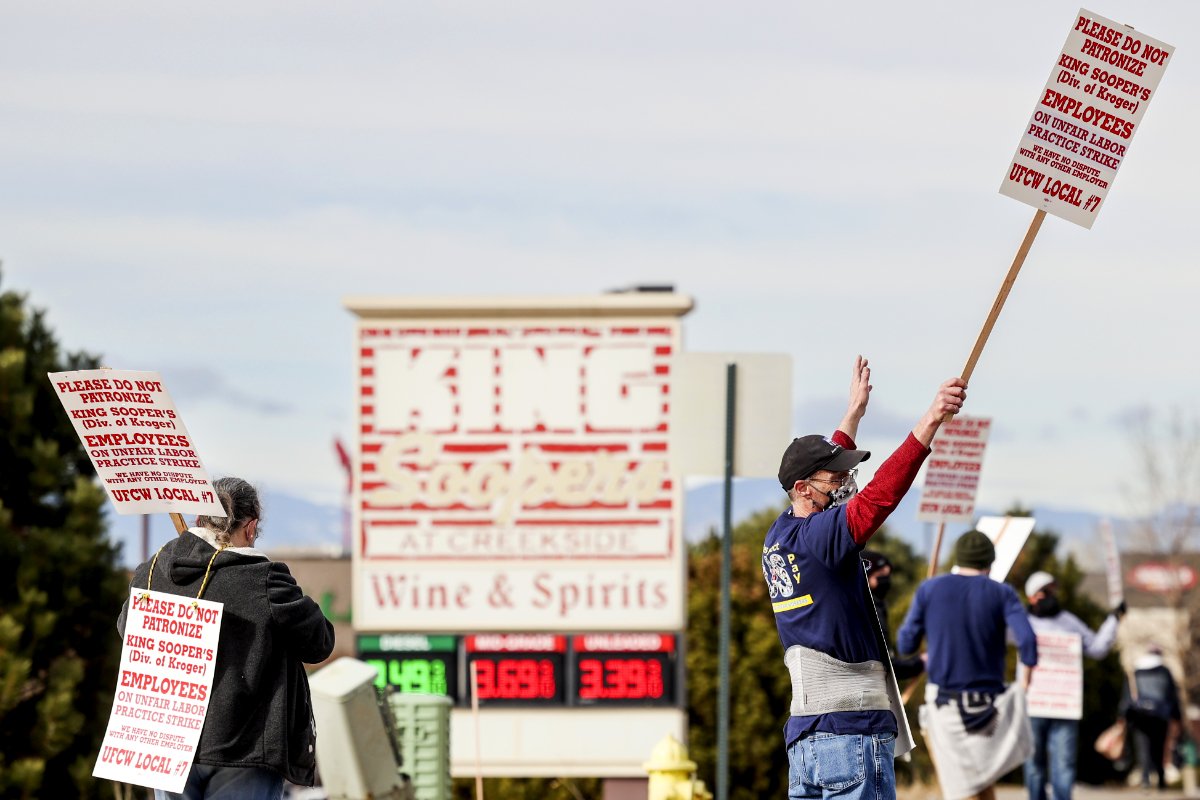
[5,1,1198,523]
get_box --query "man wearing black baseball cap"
[761,356,966,800]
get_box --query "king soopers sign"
[354,321,683,631]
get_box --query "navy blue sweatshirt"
[896,573,1037,693]
[763,431,931,745]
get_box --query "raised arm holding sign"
[761,360,967,798]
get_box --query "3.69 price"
[578,657,665,701]
[473,658,557,700]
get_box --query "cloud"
[1110,404,1151,431]
[148,364,295,416]
[793,395,913,441]
[3,0,1198,513]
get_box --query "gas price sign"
[572,633,677,706]
[466,634,566,706]
[359,634,458,701]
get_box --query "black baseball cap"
[861,550,891,574]
[777,434,870,490]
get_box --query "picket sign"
[999,9,1174,228]
[49,368,228,790]
[1020,632,1084,720]
[919,416,992,523]
[947,9,1174,421]
[918,415,994,577]
[906,5,1172,721]
[92,589,223,792]
[47,368,222,535]
[1099,519,1124,607]
[977,515,1037,583]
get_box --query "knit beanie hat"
[954,530,995,569]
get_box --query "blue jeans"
[154,765,283,800]
[788,732,896,800]
[1024,717,1079,800]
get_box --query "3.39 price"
[578,657,665,700]
[472,658,557,700]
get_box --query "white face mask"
[808,474,858,509]
[827,476,858,507]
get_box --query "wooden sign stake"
[944,208,1047,421]
[912,210,1047,701]
[926,521,947,580]
[909,209,1047,707]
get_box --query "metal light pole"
[717,362,736,800]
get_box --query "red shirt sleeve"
[843,433,931,546]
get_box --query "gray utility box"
[310,657,410,800]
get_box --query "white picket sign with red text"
[1022,632,1084,720]
[48,369,224,517]
[93,589,223,792]
[917,415,991,524]
[999,8,1174,228]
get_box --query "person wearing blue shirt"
[897,531,1038,800]
[762,357,967,800]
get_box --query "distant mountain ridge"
[685,478,1127,571]
[107,487,348,566]
[107,481,1122,571]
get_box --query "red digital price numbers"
[466,634,566,706]
[472,657,558,700]
[572,633,677,706]
[578,656,666,701]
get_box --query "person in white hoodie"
[1021,571,1124,800]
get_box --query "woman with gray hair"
[118,477,335,800]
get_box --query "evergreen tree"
[686,506,792,800]
[451,777,601,799]
[0,271,129,798]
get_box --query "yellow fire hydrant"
[643,734,713,800]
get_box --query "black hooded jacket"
[117,530,335,786]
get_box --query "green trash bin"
[387,692,453,800]
[1182,738,1199,767]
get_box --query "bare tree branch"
[1126,407,1200,710]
